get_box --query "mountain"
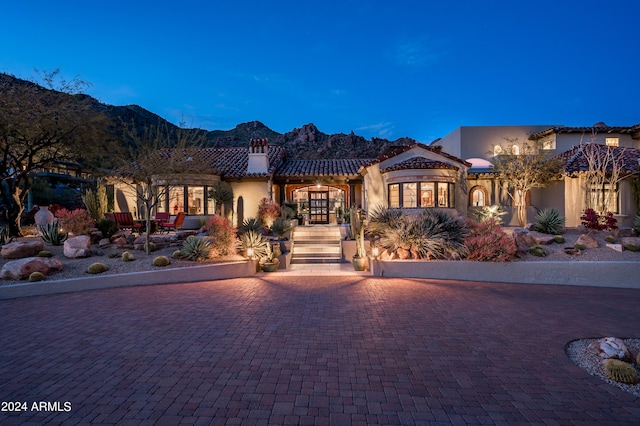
[2,73,418,160]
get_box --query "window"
[512,145,520,155]
[470,186,487,206]
[388,182,454,208]
[590,183,618,213]
[493,145,503,156]
[389,184,400,208]
[542,138,556,150]
[605,137,619,147]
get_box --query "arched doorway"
[291,185,345,224]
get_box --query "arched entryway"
[291,185,346,224]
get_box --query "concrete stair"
[291,225,342,264]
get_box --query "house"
[112,122,640,229]
[436,123,640,227]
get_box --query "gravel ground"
[566,338,640,397]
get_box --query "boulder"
[1,240,44,259]
[512,228,536,251]
[98,238,111,248]
[621,237,640,246]
[1,257,63,280]
[587,337,634,363]
[534,235,556,245]
[575,234,598,249]
[396,247,410,259]
[64,235,91,258]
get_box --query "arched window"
[469,186,488,207]
[512,145,520,155]
[493,145,502,156]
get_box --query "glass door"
[309,191,329,224]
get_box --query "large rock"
[575,234,598,249]
[587,337,634,362]
[621,237,640,246]
[64,235,91,258]
[512,228,536,251]
[1,240,44,259]
[1,257,63,280]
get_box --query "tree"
[111,123,209,253]
[581,132,633,213]
[492,138,562,227]
[0,70,108,236]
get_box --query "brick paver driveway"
[1,276,639,425]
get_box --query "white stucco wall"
[230,180,272,227]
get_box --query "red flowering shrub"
[206,215,238,256]
[464,219,517,262]
[580,208,617,231]
[56,208,94,236]
[257,198,281,228]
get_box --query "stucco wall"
[230,180,272,227]
[554,132,638,152]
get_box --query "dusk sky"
[2,0,638,143]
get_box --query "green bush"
[87,262,108,274]
[604,359,638,384]
[38,222,68,245]
[533,208,565,235]
[28,271,45,282]
[153,256,170,267]
[96,218,118,239]
[181,236,212,261]
[37,250,53,258]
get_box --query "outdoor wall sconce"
[372,246,379,259]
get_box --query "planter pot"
[352,256,367,271]
[261,262,280,272]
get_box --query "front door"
[309,191,329,224]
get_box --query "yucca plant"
[367,205,405,238]
[239,230,269,259]
[468,205,507,224]
[239,217,262,234]
[180,236,212,261]
[38,222,68,245]
[533,208,565,235]
[0,223,13,245]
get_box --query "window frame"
[388,181,455,209]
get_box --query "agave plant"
[633,214,640,236]
[38,222,68,245]
[239,230,269,259]
[0,223,14,245]
[468,205,507,224]
[270,217,292,239]
[238,217,262,234]
[533,208,565,235]
[180,236,212,261]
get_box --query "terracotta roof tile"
[381,157,459,173]
[555,144,640,174]
[360,142,471,169]
[275,159,371,177]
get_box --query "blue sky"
[2,1,638,143]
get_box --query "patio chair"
[159,211,186,232]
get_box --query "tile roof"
[531,124,640,139]
[360,142,471,170]
[275,159,371,177]
[380,157,459,173]
[555,144,640,175]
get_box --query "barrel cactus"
[153,256,170,267]
[528,246,546,257]
[87,262,108,274]
[28,271,46,282]
[604,359,638,384]
[38,250,53,258]
[172,250,184,259]
[122,251,135,262]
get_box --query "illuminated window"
[420,182,435,207]
[493,145,503,156]
[388,182,454,208]
[542,138,556,150]
[590,183,618,213]
[388,184,400,208]
[402,183,417,208]
[470,186,487,206]
[605,137,619,147]
[512,145,520,155]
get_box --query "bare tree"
[111,123,210,253]
[0,70,107,236]
[492,138,562,227]
[580,132,631,213]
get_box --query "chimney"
[247,138,269,174]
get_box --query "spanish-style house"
[111,122,640,229]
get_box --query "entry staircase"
[291,225,342,264]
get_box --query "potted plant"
[260,242,280,272]
[352,210,367,271]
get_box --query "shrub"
[122,251,135,262]
[28,271,45,282]
[270,218,292,239]
[468,205,507,225]
[533,208,565,235]
[604,359,638,384]
[206,215,238,256]
[464,219,518,262]
[38,222,68,245]
[239,230,269,259]
[633,214,640,236]
[0,223,13,246]
[37,250,52,258]
[580,208,618,231]
[82,185,107,222]
[257,198,281,228]
[96,218,118,239]
[528,246,546,257]
[153,256,170,267]
[181,236,212,261]
[239,217,262,234]
[56,208,94,236]
[367,205,405,238]
[87,262,108,274]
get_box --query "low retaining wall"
[370,259,640,289]
[0,260,257,300]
